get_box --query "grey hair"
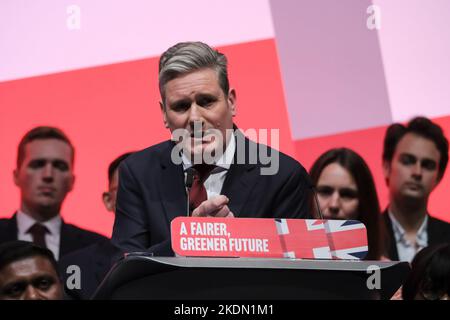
[158,41,229,105]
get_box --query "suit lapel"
[0,213,19,242]
[382,210,399,261]
[159,143,188,225]
[427,216,442,246]
[59,222,79,259]
[221,162,257,217]
[221,134,258,217]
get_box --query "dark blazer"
[0,213,107,260]
[59,239,122,300]
[112,133,312,256]
[382,209,450,260]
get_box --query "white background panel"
[0,0,274,82]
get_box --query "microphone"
[305,174,325,220]
[185,168,195,216]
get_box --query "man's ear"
[102,192,113,212]
[68,174,76,192]
[228,88,237,117]
[160,101,169,128]
[382,160,391,185]
[13,169,20,187]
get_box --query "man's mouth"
[189,131,216,142]
[404,182,423,191]
[38,186,56,196]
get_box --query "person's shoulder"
[121,140,173,169]
[0,215,16,238]
[59,239,111,265]
[62,223,108,242]
[429,216,450,230]
[0,214,16,225]
[59,242,97,266]
[0,217,11,226]
[248,138,306,175]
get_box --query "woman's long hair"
[309,148,385,260]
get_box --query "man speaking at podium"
[111,42,311,256]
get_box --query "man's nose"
[188,104,203,125]
[42,163,54,182]
[23,285,41,300]
[411,162,423,180]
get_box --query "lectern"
[93,254,410,300]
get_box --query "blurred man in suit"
[0,126,106,260]
[0,241,63,300]
[382,117,450,262]
[59,152,132,300]
[112,41,311,256]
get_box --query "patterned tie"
[189,164,216,213]
[27,223,49,248]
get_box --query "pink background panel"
[270,0,392,140]
[0,0,274,82]
[374,0,450,122]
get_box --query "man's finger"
[192,196,229,217]
[210,205,231,218]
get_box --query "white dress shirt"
[182,134,236,199]
[388,211,428,262]
[16,210,62,260]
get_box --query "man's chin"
[401,189,427,202]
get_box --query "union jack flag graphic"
[275,219,368,260]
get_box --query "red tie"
[27,223,49,248]
[189,164,216,213]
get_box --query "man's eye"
[400,155,416,165]
[37,280,51,290]
[28,160,46,169]
[422,159,437,171]
[197,97,215,107]
[172,102,190,112]
[4,283,26,297]
[316,186,333,196]
[53,161,69,171]
[34,277,54,291]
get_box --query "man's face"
[384,133,441,202]
[102,169,119,213]
[161,68,236,160]
[14,139,75,217]
[0,256,63,300]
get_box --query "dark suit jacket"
[0,213,107,260]
[383,209,450,260]
[59,239,122,300]
[112,133,311,256]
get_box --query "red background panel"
[294,115,450,223]
[0,39,295,237]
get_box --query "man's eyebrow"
[421,158,437,164]
[400,153,436,161]
[2,279,27,289]
[28,158,68,163]
[196,93,217,99]
[169,98,191,108]
[399,153,416,157]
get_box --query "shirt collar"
[17,210,62,236]
[388,210,428,246]
[182,133,236,171]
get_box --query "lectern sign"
[171,217,368,260]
